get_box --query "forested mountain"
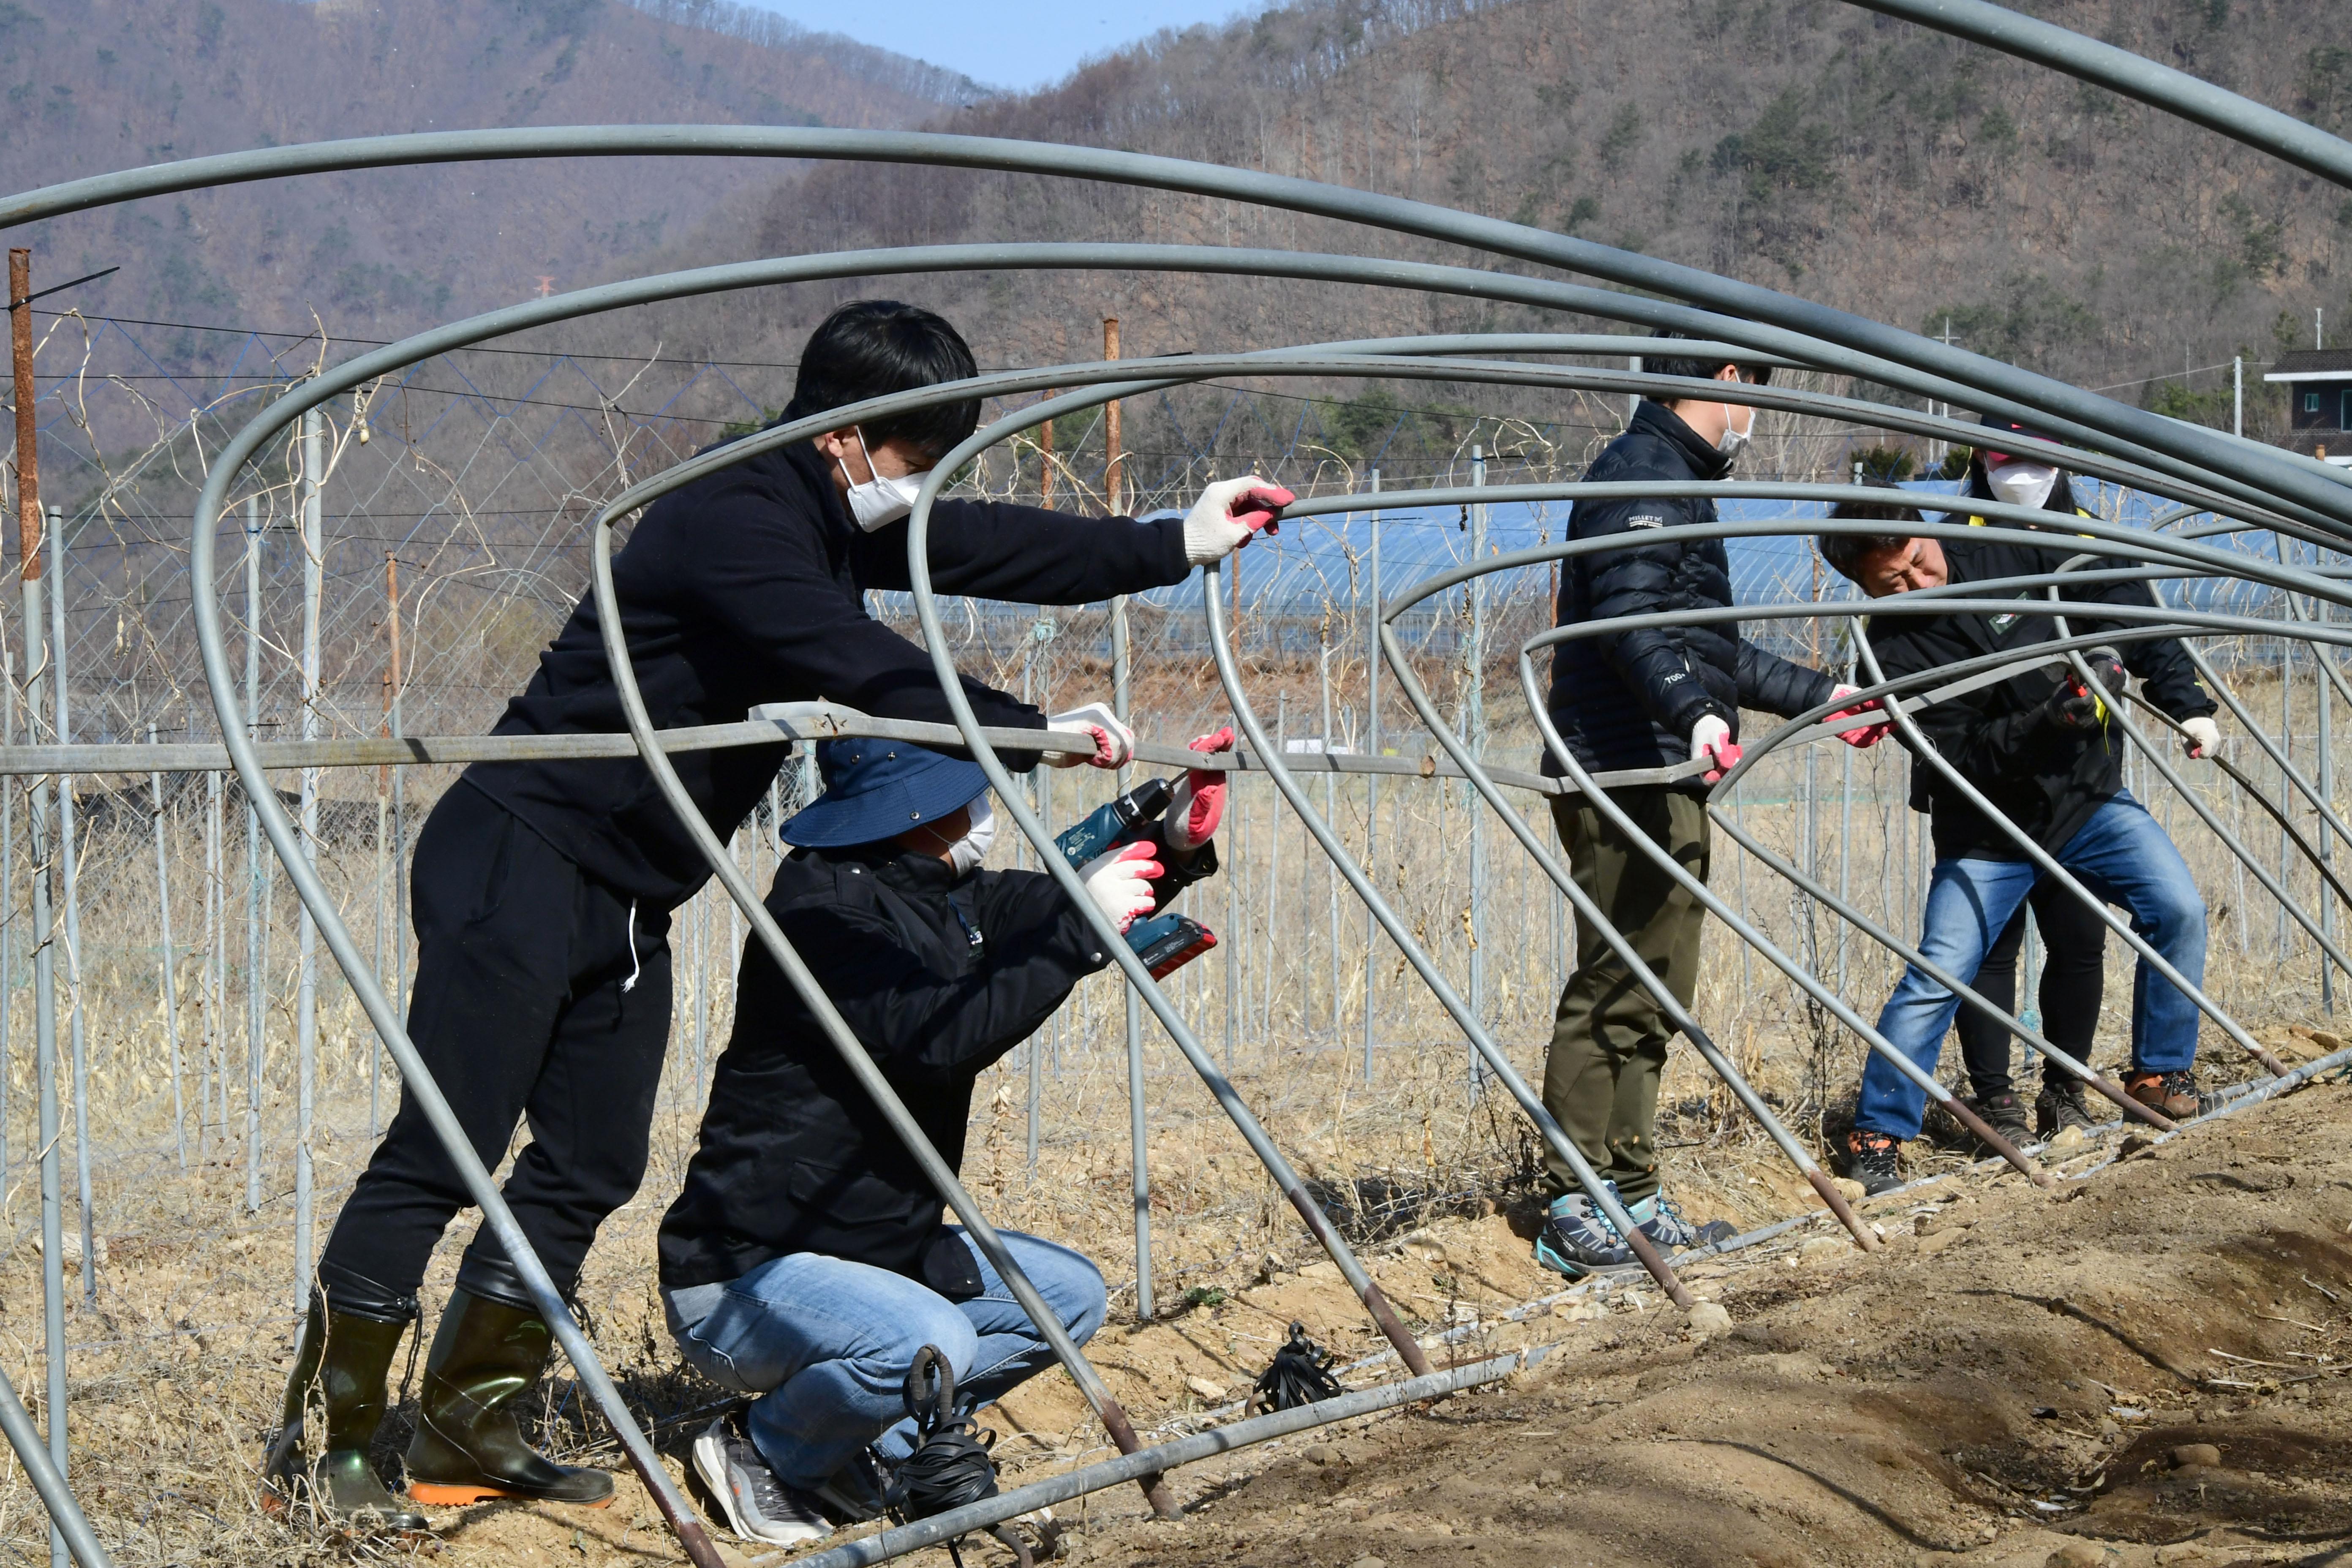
[642,0,2350,438]
[0,0,981,338]
[16,0,2352,439]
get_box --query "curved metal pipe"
[1513,648,2054,1187]
[182,299,730,1568]
[1845,0,2352,191]
[578,497,1183,1518]
[7,126,2346,527]
[1851,632,2285,1078]
[902,391,1441,1374]
[1195,566,1695,1299]
[1371,617,1882,1245]
[1701,805,2171,1133]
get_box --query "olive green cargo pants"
[1540,785,1710,1205]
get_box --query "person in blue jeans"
[657,738,1224,1545]
[1819,471,2223,1193]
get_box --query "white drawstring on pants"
[622,899,642,994]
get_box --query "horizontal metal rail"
[781,1346,1544,1568]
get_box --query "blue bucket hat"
[781,739,990,849]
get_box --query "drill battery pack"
[1125,911,1218,979]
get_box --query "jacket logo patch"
[1988,612,2020,634]
[1626,513,1667,529]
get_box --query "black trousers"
[1955,877,2105,1099]
[316,783,673,1318]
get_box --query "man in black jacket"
[1534,329,1886,1277]
[660,738,1214,1545]
[1820,509,2224,1192]
[268,301,1288,1527]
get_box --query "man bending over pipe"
[1533,327,1887,1277]
[662,739,1222,1546]
[1818,486,2222,1195]
[267,301,1288,1528]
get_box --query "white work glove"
[1689,713,1741,782]
[2180,715,2222,760]
[1044,701,1135,770]
[1079,841,1163,932]
[1163,726,1235,852]
[1182,476,1295,566]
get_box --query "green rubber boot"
[264,1293,429,1532]
[403,1288,614,1508]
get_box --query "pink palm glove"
[1182,479,1296,564]
[1163,726,1236,852]
[1690,714,1742,783]
[1080,840,1164,932]
[1826,684,1892,748]
[1044,701,1135,770]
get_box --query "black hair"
[780,300,981,463]
[1818,493,1922,579]
[1644,325,1775,389]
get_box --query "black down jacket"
[1545,400,1836,779]
[656,841,1112,1298]
[465,438,1192,910]
[1868,533,2217,857]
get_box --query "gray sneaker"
[1627,1190,1736,1252]
[691,1418,832,1547]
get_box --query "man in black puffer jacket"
[1533,330,1886,1279]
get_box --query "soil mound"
[1052,1081,2352,1568]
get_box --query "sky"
[739,0,1260,93]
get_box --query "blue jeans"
[1855,793,2205,1142]
[664,1230,1105,1489]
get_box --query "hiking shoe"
[1625,1190,1737,1252]
[2126,1068,2210,1120]
[1964,1089,2033,1150]
[2034,1078,2098,1138]
[1533,1187,1637,1277]
[1843,1130,1903,1196]
[691,1418,831,1546]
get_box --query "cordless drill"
[1054,776,1221,979]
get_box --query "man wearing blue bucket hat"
[272,298,1289,1527]
[657,738,1217,1545]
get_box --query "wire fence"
[2,307,2347,1565]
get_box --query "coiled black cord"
[888,1346,1025,1567]
[1251,1321,1345,1413]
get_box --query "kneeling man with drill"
[660,736,1226,1544]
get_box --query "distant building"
[2262,349,2352,465]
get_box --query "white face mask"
[838,425,930,532]
[947,796,995,877]
[1986,460,2059,512]
[1714,398,1755,457]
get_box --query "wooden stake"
[11,250,36,579]
[1040,390,1055,507]
[1103,317,1122,516]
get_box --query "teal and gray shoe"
[1626,1190,1736,1252]
[1533,1184,1636,1277]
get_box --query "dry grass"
[0,654,2338,1564]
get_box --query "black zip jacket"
[465,440,1191,908]
[656,842,1111,1298]
[1869,534,2216,857]
[1545,401,1835,780]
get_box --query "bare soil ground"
[1037,1078,2352,1568]
[100,1065,2344,1568]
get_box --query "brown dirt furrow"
[1053,1081,2352,1568]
